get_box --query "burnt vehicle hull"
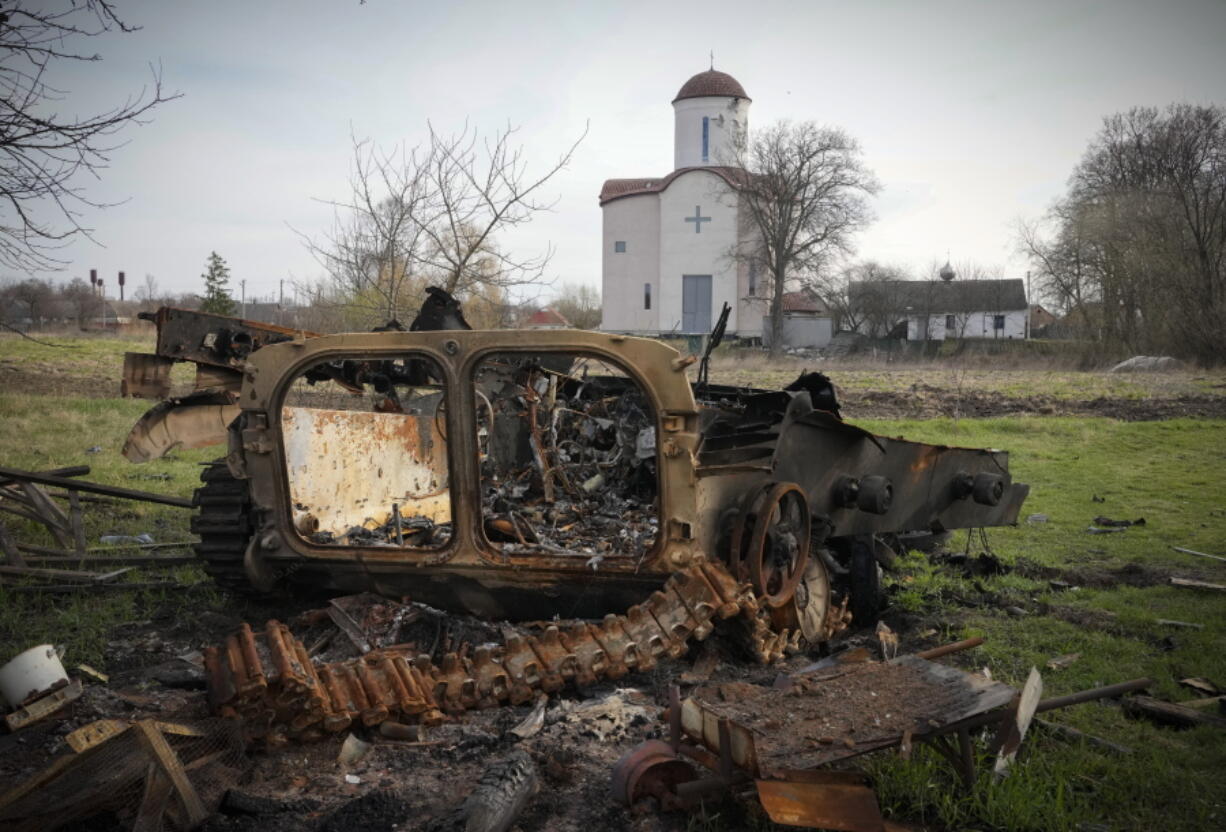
[125,309,1027,627]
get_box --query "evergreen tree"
[200,251,236,315]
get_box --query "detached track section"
[191,460,257,592]
[203,561,806,744]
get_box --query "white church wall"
[673,97,751,169]
[658,170,740,333]
[600,194,661,332]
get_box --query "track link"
[202,558,851,744]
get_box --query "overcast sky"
[18,0,1226,303]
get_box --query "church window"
[993,314,1006,330]
[614,240,626,253]
[748,262,757,296]
[644,283,652,310]
[945,314,956,329]
[702,117,709,163]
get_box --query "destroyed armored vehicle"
[123,298,1028,657]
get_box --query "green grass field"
[2,333,1225,830]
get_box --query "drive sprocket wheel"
[746,482,811,609]
[191,459,259,594]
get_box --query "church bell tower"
[672,68,751,170]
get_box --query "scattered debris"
[337,733,372,767]
[99,533,156,545]
[1092,516,1145,528]
[1026,513,1049,524]
[1045,653,1080,671]
[1086,526,1127,534]
[0,718,246,831]
[509,694,548,740]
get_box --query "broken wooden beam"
[0,466,193,508]
[1169,577,1226,592]
[1123,695,1226,729]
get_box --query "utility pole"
[118,271,125,302]
[240,279,247,319]
[279,279,284,326]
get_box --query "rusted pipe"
[915,637,985,661]
[1036,677,1152,713]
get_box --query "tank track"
[190,460,257,592]
[203,560,850,744]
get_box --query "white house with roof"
[848,262,1029,341]
[600,68,767,337]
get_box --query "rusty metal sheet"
[756,772,885,831]
[122,396,240,462]
[282,406,451,539]
[120,352,175,399]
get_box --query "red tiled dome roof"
[673,69,749,103]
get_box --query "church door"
[682,275,712,333]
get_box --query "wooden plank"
[132,764,173,832]
[20,481,71,530]
[20,554,196,568]
[17,541,194,557]
[1,580,190,594]
[1172,545,1226,564]
[0,564,104,582]
[68,489,87,557]
[0,465,90,487]
[94,567,136,583]
[3,679,84,732]
[1170,577,1226,592]
[67,719,133,753]
[0,518,27,567]
[135,720,208,827]
[0,466,194,508]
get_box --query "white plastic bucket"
[0,644,68,709]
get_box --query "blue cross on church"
[685,205,711,233]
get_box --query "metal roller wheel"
[747,482,812,609]
[610,740,697,810]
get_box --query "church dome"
[939,261,956,282]
[673,69,750,103]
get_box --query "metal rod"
[1035,678,1152,713]
[916,637,985,661]
[0,466,194,508]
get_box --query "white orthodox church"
[600,68,767,337]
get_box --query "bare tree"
[1019,104,1226,363]
[299,122,586,327]
[59,276,95,326]
[134,273,160,303]
[551,282,601,330]
[0,1,178,272]
[728,121,878,356]
[814,259,907,334]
